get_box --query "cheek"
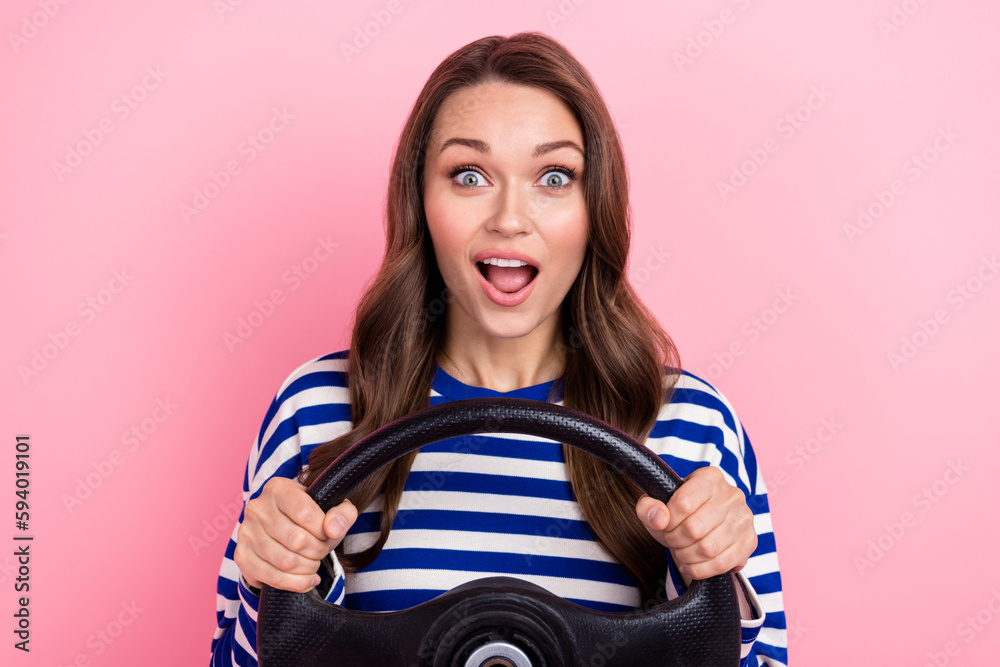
[558,212,589,267]
[425,229,472,295]
[423,195,455,263]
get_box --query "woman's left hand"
[635,465,757,587]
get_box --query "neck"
[438,316,566,393]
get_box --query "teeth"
[479,258,529,267]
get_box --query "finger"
[324,498,359,542]
[669,514,739,567]
[663,467,722,532]
[271,480,329,543]
[239,514,331,573]
[673,533,756,581]
[248,494,332,560]
[234,540,321,593]
[241,569,262,590]
[662,490,732,551]
[671,514,756,575]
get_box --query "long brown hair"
[300,31,682,605]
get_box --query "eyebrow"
[438,137,584,158]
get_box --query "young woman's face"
[422,81,589,346]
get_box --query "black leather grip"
[257,397,742,666]
[307,396,683,511]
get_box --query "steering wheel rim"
[258,397,742,666]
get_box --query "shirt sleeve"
[656,374,789,666]
[208,382,349,665]
[733,417,788,667]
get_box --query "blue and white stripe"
[210,350,788,666]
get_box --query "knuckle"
[268,567,289,590]
[282,565,316,593]
[286,527,310,552]
[262,477,283,495]
[698,538,719,559]
[292,498,321,526]
[275,569,304,593]
[235,528,256,552]
[673,494,696,516]
[243,500,259,521]
[233,543,247,568]
[273,548,299,573]
[681,516,704,541]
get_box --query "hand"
[636,466,756,587]
[234,477,358,593]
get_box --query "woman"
[210,32,787,666]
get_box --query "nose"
[485,181,536,238]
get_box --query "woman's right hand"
[234,477,358,593]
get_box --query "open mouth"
[476,258,539,294]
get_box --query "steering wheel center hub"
[464,641,531,667]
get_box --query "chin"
[480,310,557,342]
[480,322,537,341]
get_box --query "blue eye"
[447,164,578,190]
[540,169,573,188]
[451,168,487,188]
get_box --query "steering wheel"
[257,397,741,666]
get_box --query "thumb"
[636,495,670,532]
[324,499,357,542]
[646,499,670,531]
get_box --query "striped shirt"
[210,350,788,666]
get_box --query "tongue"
[484,264,535,293]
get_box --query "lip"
[473,248,540,307]
[472,249,540,267]
[476,268,537,306]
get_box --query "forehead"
[428,82,584,151]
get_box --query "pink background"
[3,1,999,664]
